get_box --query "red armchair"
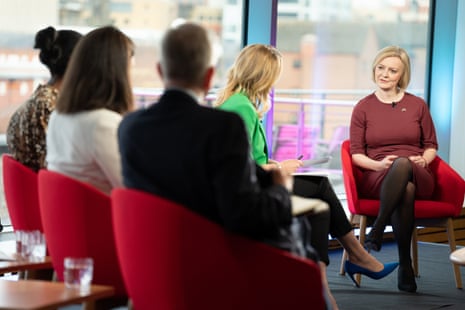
[112,188,326,310]
[38,170,127,303]
[339,139,465,288]
[2,154,42,231]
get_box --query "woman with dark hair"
[46,26,135,195]
[6,26,82,172]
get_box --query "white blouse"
[46,108,123,195]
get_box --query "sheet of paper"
[291,195,329,216]
[301,156,331,167]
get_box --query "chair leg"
[411,228,419,277]
[445,218,462,289]
[356,215,368,285]
[339,249,348,275]
[339,214,355,276]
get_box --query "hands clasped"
[379,154,427,171]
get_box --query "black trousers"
[293,175,353,265]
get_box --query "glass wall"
[0,0,244,114]
[0,0,243,228]
[0,0,436,227]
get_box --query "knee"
[392,157,410,168]
[391,157,413,174]
[405,182,416,202]
[307,209,330,227]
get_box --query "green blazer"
[218,92,268,165]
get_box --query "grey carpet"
[328,242,465,310]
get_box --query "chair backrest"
[340,140,362,214]
[111,188,325,310]
[428,156,465,213]
[2,154,42,231]
[38,170,126,297]
[341,139,465,217]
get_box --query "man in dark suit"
[118,22,310,253]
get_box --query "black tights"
[374,157,415,266]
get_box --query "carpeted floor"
[328,242,465,310]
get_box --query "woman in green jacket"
[215,44,398,310]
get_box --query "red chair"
[2,154,42,231]
[339,139,465,288]
[38,170,127,302]
[112,188,326,310]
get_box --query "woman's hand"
[409,155,427,168]
[377,155,399,171]
[279,159,304,174]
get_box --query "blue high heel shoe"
[344,260,399,287]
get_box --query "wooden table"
[450,247,465,265]
[0,256,53,274]
[0,279,115,310]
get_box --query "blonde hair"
[372,45,411,90]
[215,44,282,117]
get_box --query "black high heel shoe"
[344,260,399,287]
[398,264,417,293]
[364,227,384,252]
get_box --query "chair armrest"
[432,157,465,213]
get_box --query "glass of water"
[63,257,94,293]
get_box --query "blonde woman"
[215,44,398,309]
[215,44,301,173]
[350,46,438,293]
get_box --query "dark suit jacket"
[118,89,293,241]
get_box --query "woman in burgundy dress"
[350,46,438,293]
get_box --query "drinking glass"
[63,257,94,293]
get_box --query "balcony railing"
[133,87,424,175]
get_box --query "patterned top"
[6,84,58,172]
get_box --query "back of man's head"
[160,22,212,88]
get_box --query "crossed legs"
[365,157,417,292]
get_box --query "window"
[110,2,132,13]
[0,0,243,229]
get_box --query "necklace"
[375,90,404,104]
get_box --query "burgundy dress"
[350,92,438,199]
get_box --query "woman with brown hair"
[46,26,135,195]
